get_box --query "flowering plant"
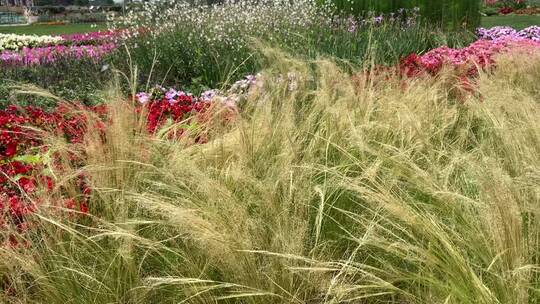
[400,36,540,78]
[0,104,98,234]
[484,0,527,8]
[477,26,540,42]
[0,33,64,52]
[60,29,133,46]
[0,30,132,67]
[0,75,259,236]
[0,43,117,67]
[337,7,421,33]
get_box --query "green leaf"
[12,154,42,164]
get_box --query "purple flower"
[346,16,358,32]
[165,88,179,100]
[517,26,540,40]
[165,88,187,104]
[155,84,167,92]
[477,26,540,42]
[200,89,219,102]
[136,92,150,104]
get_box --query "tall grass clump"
[111,0,474,90]
[2,49,540,303]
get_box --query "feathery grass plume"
[1,48,540,303]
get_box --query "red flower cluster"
[498,7,515,15]
[144,94,209,134]
[0,104,101,230]
[1,96,213,232]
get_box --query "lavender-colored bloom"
[346,16,358,32]
[165,88,179,101]
[200,89,219,102]
[155,84,167,93]
[477,26,540,42]
[517,26,540,40]
[477,26,517,40]
[136,92,150,104]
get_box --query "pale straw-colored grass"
[1,50,539,303]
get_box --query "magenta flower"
[1,43,117,67]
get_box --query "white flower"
[0,33,64,51]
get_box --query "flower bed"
[477,25,540,41]
[0,79,256,233]
[400,31,540,77]
[0,30,128,67]
[0,43,117,66]
[60,30,130,46]
[0,33,63,52]
[482,0,531,15]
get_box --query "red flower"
[498,7,514,15]
[4,142,17,157]
[1,93,214,238]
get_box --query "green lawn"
[0,23,107,35]
[481,15,540,29]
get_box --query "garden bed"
[1,1,540,303]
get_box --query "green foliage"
[0,59,112,109]
[323,0,482,29]
[481,6,500,16]
[123,22,473,91]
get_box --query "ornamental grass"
[1,48,540,303]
